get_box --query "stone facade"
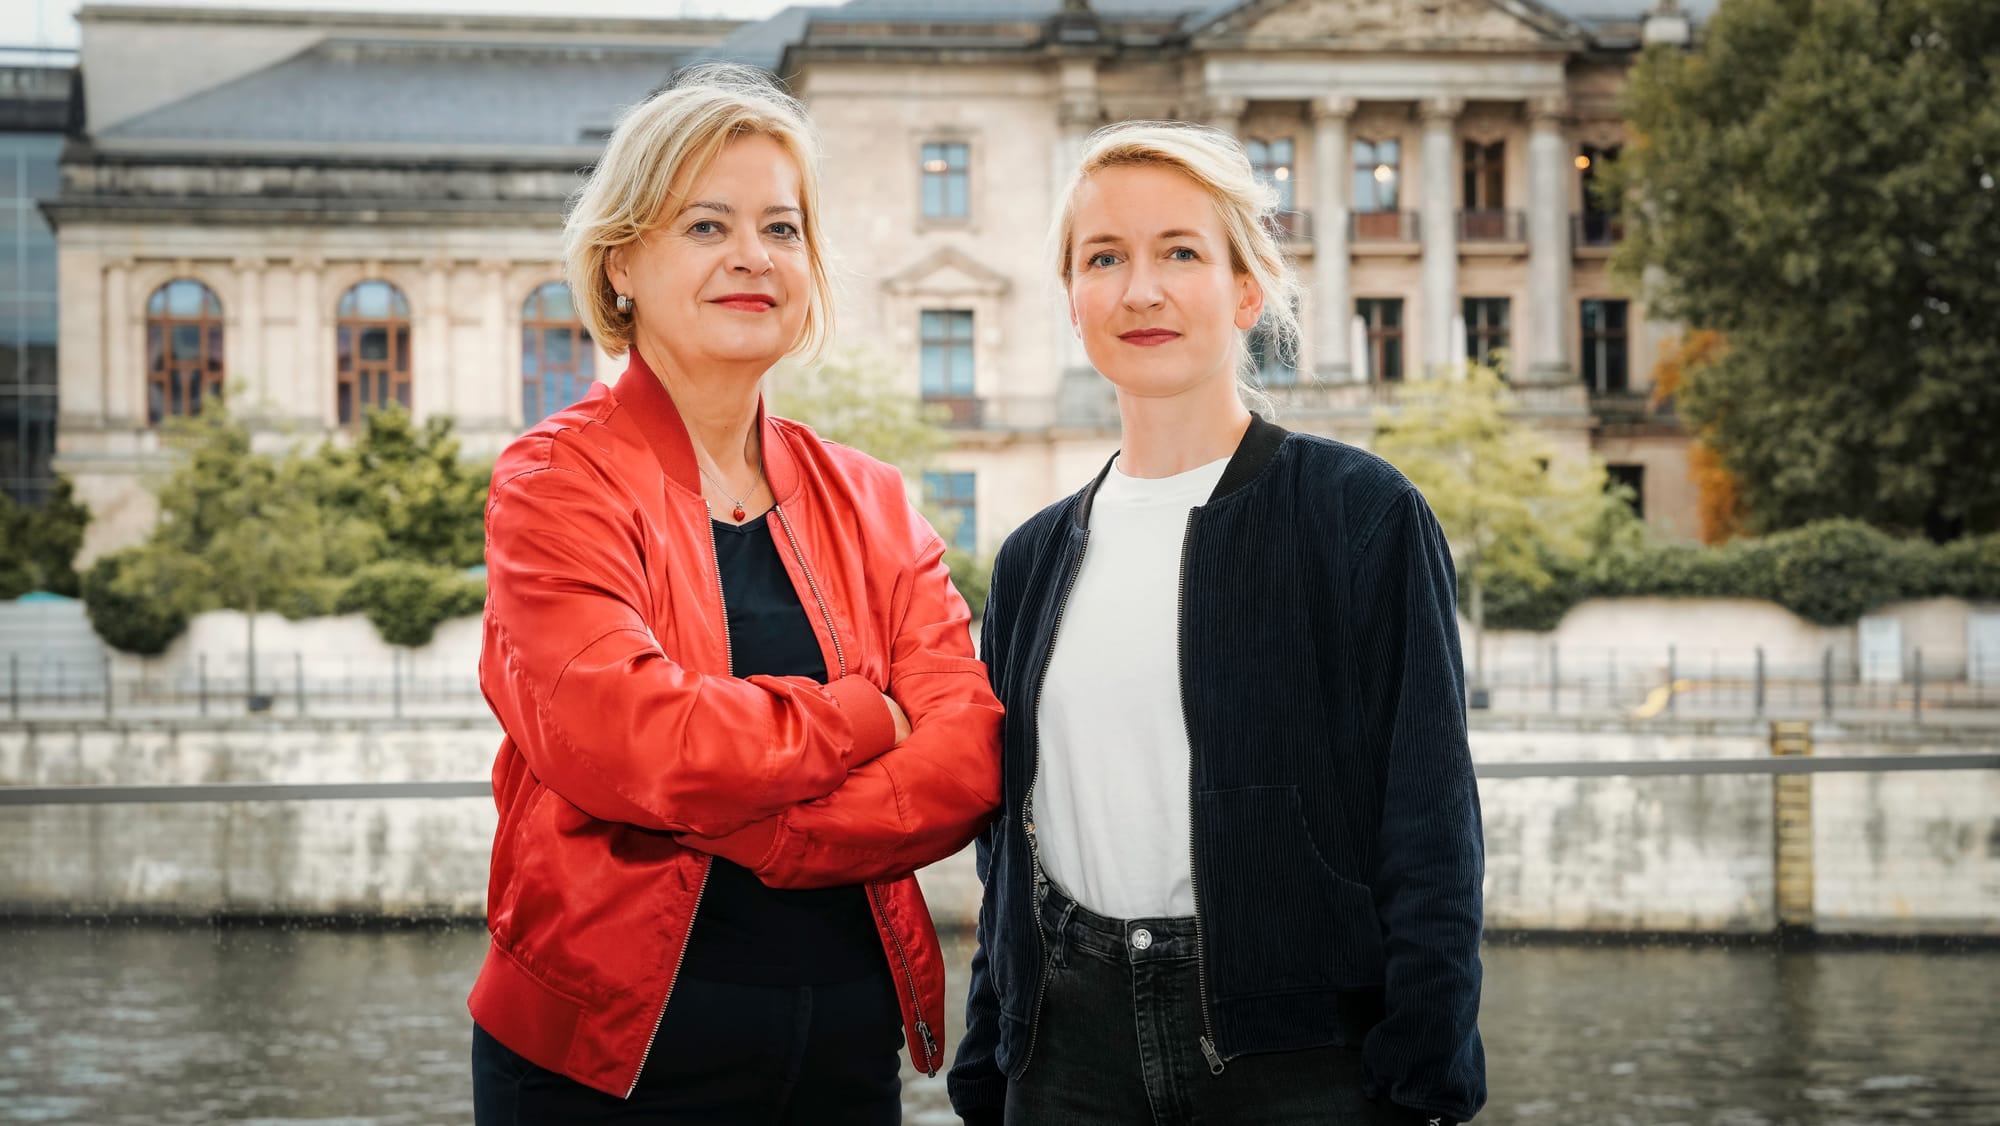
[48,0,1701,564]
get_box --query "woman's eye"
[1169,247,1199,261]
[767,222,801,239]
[1088,252,1119,269]
[689,220,721,235]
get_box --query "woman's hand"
[883,693,912,744]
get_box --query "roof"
[99,38,687,154]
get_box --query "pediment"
[881,246,1011,298]
[1199,0,1581,49]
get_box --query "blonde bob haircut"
[1052,121,1303,397]
[564,63,835,361]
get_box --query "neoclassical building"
[48,5,736,557]
[49,0,1709,562]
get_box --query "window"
[1,133,62,504]
[145,280,225,426]
[1577,144,1623,245]
[1247,317,1296,387]
[1353,138,1401,212]
[1606,463,1645,520]
[521,282,594,425]
[1580,299,1630,393]
[921,142,970,220]
[923,470,977,554]
[1463,140,1506,210]
[336,280,412,427]
[920,309,975,399]
[1247,137,1296,212]
[1357,298,1405,384]
[1464,298,1510,371]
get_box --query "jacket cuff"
[825,674,897,767]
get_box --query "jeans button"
[1130,927,1153,951]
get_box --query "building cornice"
[77,4,740,40]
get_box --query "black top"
[678,514,883,986]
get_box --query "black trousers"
[1005,885,1386,1125]
[472,969,904,1125]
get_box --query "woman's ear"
[1234,271,1266,332]
[605,243,631,298]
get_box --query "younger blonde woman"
[949,122,1485,1126]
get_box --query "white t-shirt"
[1033,454,1229,920]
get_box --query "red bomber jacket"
[468,349,1004,1097]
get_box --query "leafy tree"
[1610,0,2000,539]
[773,348,997,616]
[317,407,489,569]
[0,476,91,598]
[1373,366,1613,690]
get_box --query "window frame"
[922,470,978,554]
[1357,297,1406,384]
[144,278,226,427]
[920,140,972,222]
[336,280,414,428]
[1580,298,1631,394]
[520,281,595,426]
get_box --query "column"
[1525,96,1573,385]
[480,261,510,427]
[103,259,136,428]
[1419,97,1462,376]
[1203,93,1245,137]
[1311,96,1356,382]
[422,260,451,421]
[232,258,265,416]
[294,259,323,426]
[1053,57,1103,415]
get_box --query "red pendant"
[732,504,747,522]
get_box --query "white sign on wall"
[1857,616,1904,685]
[1971,614,2000,686]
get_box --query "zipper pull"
[1199,1035,1225,1075]
[917,1019,940,1075]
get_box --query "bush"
[81,548,193,656]
[0,476,91,598]
[338,560,483,648]
[1482,519,2000,632]
[945,548,991,622]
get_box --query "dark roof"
[100,38,688,153]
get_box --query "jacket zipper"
[629,502,734,1096]
[1177,509,1226,1075]
[776,503,929,1070]
[1017,526,1089,1078]
[868,881,941,1076]
[772,504,847,679]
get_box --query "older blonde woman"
[470,65,1002,1124]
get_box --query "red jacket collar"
[613,348,801,504]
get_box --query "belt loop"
[1048,896,1076,969]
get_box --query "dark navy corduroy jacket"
[948,416,1486,1125]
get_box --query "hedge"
[1480,520,2000,632]
[336,561,487,649]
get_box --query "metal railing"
[1573,211,1625,249]
[5,644,1996,724]
[1351,210,1421,243]
[1459,209,1526,243]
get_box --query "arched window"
[521,282,594,424]
[336,280,411,426]
[145,279,224,425]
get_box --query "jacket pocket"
[1196,785,1385,995]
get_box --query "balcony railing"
[1459,208,1527,243]
[923,394,983,428]
[1262,209,1313,242]
[1261,379,1588,417]
[1574,212,1625,249]
[1350,209,1420,243]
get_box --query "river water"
[1,923,1995,1124]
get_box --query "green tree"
[1373,367,1612,690]
[317,407,490,569]
[0,476,91,598]
[1610,0,2000,539]
[772,348,995,615]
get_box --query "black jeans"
[1005,884,1383,1125]
[472,969,903,1125]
